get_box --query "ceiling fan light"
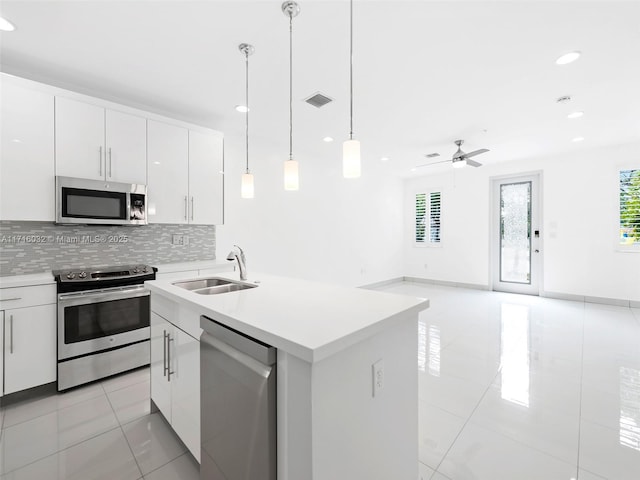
[452,159,466,169]
[284,159,299,190]
[343,139,361,178]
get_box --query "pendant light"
[239,43,255,199]
[282,1,300,191]
[343,0,361,178]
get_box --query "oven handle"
[58,285,150,306]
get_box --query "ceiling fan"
[418,140,490,169]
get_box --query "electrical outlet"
[172,234,184,246]
[372,359,384,398]
[183,235,189,246]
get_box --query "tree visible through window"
[416,192,441,244]
[620,169,640,246]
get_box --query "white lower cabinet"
[151,312,200,462]
[2,304,57,395]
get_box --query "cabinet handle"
[99,146,103,176]
[1,297,22,302]
[184,196,188,221]
[167,334,175,381]
[163,330,168,377]
[9,314,14,354]
[108,147,112,178]
[190,197,194,221]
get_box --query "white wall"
[404,142,640,302]
[217,132,404,287]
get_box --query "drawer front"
[150,293,200,340]
[0,284,56,310]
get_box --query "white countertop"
[0,271,55,288]
[146,271,429,363]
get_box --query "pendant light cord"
[245,49,250,174]
[289,12,293,160]
[349,0,354,140]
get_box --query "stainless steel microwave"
[56,176,148,225]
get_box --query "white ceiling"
[1,0,639,177]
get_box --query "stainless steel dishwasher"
[200,315,277,480]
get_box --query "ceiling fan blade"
[462,148,489,158]
[466,159,482,167]
[415,159,452,168]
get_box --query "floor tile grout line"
[430,367,503,475]
[0,423,123,477]
[1,388,106,431]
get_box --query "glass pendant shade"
[284,159,299,191]
[342,139,361,178]
[241,172,254,198]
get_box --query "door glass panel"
[500,181,531,284]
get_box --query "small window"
[620,169,640,247]
[415,192,441,245]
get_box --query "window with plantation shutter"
[620,169,640,247]
[415,192,441,245]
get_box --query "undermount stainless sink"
[172,277,257,295]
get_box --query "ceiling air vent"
[305,92,333,108]
[425,153,440,158]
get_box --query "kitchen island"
[146,271,429,480]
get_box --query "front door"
[491,174,541,295]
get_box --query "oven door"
[57,285,150,360]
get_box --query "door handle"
[190,197,194,221]
[99,146,103,176]
[184,196,188,221]
[535,249,540,253]
[108,147,112,178]
[163,330,168,377]
[9,314,14,354]
[167,333,175,381]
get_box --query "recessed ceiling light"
[567,111,584,119]
[410,168,417,172]
[323,136,333,143]
[0,17,15,32]
[153,161,161,165]
[380,157,389,162]
[235,105,249,113]
[572,137,585,142]
[556,51,581,65]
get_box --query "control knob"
[78,271,87,279]
[66,272,76,280]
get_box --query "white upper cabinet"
[0,79,55,221]
[148,122,224,225]
[188,130,224,225]
[147,120,189,224]
[55,96,147,184]
[105,109,147,184]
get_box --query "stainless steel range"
[53,264,156,391]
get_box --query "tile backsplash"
[0,221,216,276]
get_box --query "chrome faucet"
[226,245,248,280]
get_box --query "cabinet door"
[0,311,3,398]
[0,79,55,221]
[105,110,147,184]
[147,120,189,224]
[188,130,224,225]
[170,328,201,462]
[3,304,57,395]
[150,313,172,422]
[55,96,105,180]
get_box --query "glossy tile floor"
[377,282,640,480]
[0,367,198,480]
[1,282,639,480]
